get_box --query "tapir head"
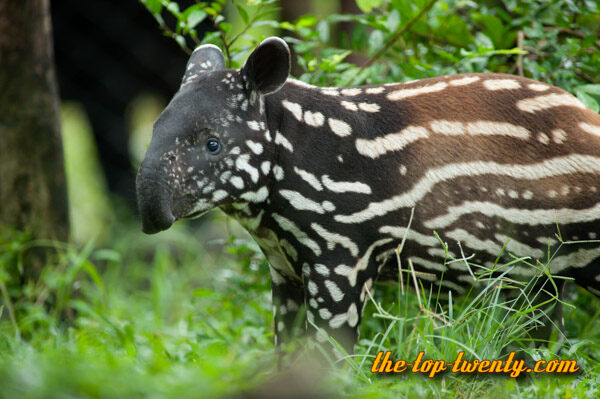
[136,38,291,234]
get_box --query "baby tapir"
[136,37,600,353]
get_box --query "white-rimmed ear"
[241,37,290,95]
[180,44,226,88]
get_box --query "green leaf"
[317,20,330,43]
[577,84,600,96]
[385,9,401,33]
[143,0,162,15]
[187,9,207,29]
[166,2,181,18]
[295,14,317,28]
[356,0,383,13]
[576,90,600,113]
[236,4,249,24]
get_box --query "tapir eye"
[206,138,220,153]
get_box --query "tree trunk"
[0,0,69,273]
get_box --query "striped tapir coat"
[136,37,600,353]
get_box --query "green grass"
[1,217,600,398]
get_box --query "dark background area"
[51,0,193,209]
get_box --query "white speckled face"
[137,68,275,231]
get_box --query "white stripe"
[341,88,361,96]
[335,154,600,224]
[274,131,294,152]
[379,226,439,247]
[334,239,393,286]
[355,126,429,158]
[294,167,323,191]
[465,121,530,139]
[580,122,600,137]
[430,120,465,135]
[311,222,359,256]
[517,93,585,113]
[387,81,448,101]
[483,79,521,90]
[271,213,322,256]
[426,201,600,229]
[495,234,545,259]
[550,246,600,273]
[279,190,333,214]
[321,175,371,194]
[409,256,446,272]
[324,280,345,302]
[448,76,480,86]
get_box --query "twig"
[544,26,600,49]
[516,30,524,76]
[351,0,438,83]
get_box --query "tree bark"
[0,0,69,272]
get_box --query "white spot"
[245,140,263,154]
[356,126,429,158]
[281,100,303,121]
[399,165,407,175]
[548,190,557,198]
[448,76,480,86]
[341,88,361,96]
[294,167,323,191]
[341,101,358,111]
[517,93,585,113]
[308,281,318,296]
[230,176,244,190]
[321,88,339,96]
[337,155,344,163]
[483,79,521,90]
[528,83,550,91]
[386,81,448,101]
[552,129,567,144]
[273,165,284,181]
[260,161,271,175]
[304,111,325,127]
[508,190,519,199]
[240,186,269,203]
[319,308,332,320]
[274,131,294,152]
[358,102,380,112]
[522,190,533,200]
[366,87,385,94]
[538,132,550,144]
[328,118,352,137]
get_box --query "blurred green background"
[1,0,600,398]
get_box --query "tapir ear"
[241,37,290,95]
[180,44,226,88]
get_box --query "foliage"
[2,0,600,397]
[139,0,600,108]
